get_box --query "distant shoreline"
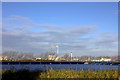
[1,61,120,65]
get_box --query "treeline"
[2,51,56,61]
[1,50,119,62]
[2,51,34,61]
[2,51,73,61]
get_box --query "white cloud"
[2,15,118,56]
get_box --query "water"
[2,64,119,71]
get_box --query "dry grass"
[39,68,119,79]
[2,69,119,80]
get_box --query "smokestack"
[71,52,72,61]
[56,45,59,56]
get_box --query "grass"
[1,69,120,80]
[39,68,119,79]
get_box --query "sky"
[2,2,118,57]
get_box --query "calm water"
[2,64,119,71]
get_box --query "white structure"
[55,57,59,61]
[55,45,59,61]
[2,55,8,60]
[56,45,59,56]
[48,54,56,60]
[58,57,66,61]
[100,58,111,61]
[36,57,41,60]
[72,57,79,61]
[92,58,111,62]
[70,52,72,61]
[92,59,100,62]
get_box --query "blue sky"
[2,2,118,56]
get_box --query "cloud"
[2,15,118,56]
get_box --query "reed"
[1,69,120,80]
[39,68,119,79]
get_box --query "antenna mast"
[71,52,72,61]
[56,45,59,56]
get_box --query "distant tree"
[63,53,69,61]
[17,53,24,60]
[22,52,34,60]
[35,53,44,60]
[43,52,49,60]
[80,56,89,61]
[2,51,18,60]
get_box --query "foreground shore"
[1,69,120,80]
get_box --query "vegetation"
[39,69,119,79]
[2,59,55,62]
[2,69,42,80]
[1,50,119,62]
[1,69,120,80]
[2,60,120,63]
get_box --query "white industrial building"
[92,58,111,62]
[48,54,56,60]
[36,57,41,60]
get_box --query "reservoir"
[2,62,119,71]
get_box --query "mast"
[71,52,72,61]
[56,45,59,57]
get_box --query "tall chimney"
[71,52,72,61]
[56,45,59,56]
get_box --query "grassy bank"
[2,69,120,80]
[2,69,42,80]
[39,69,119,79]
